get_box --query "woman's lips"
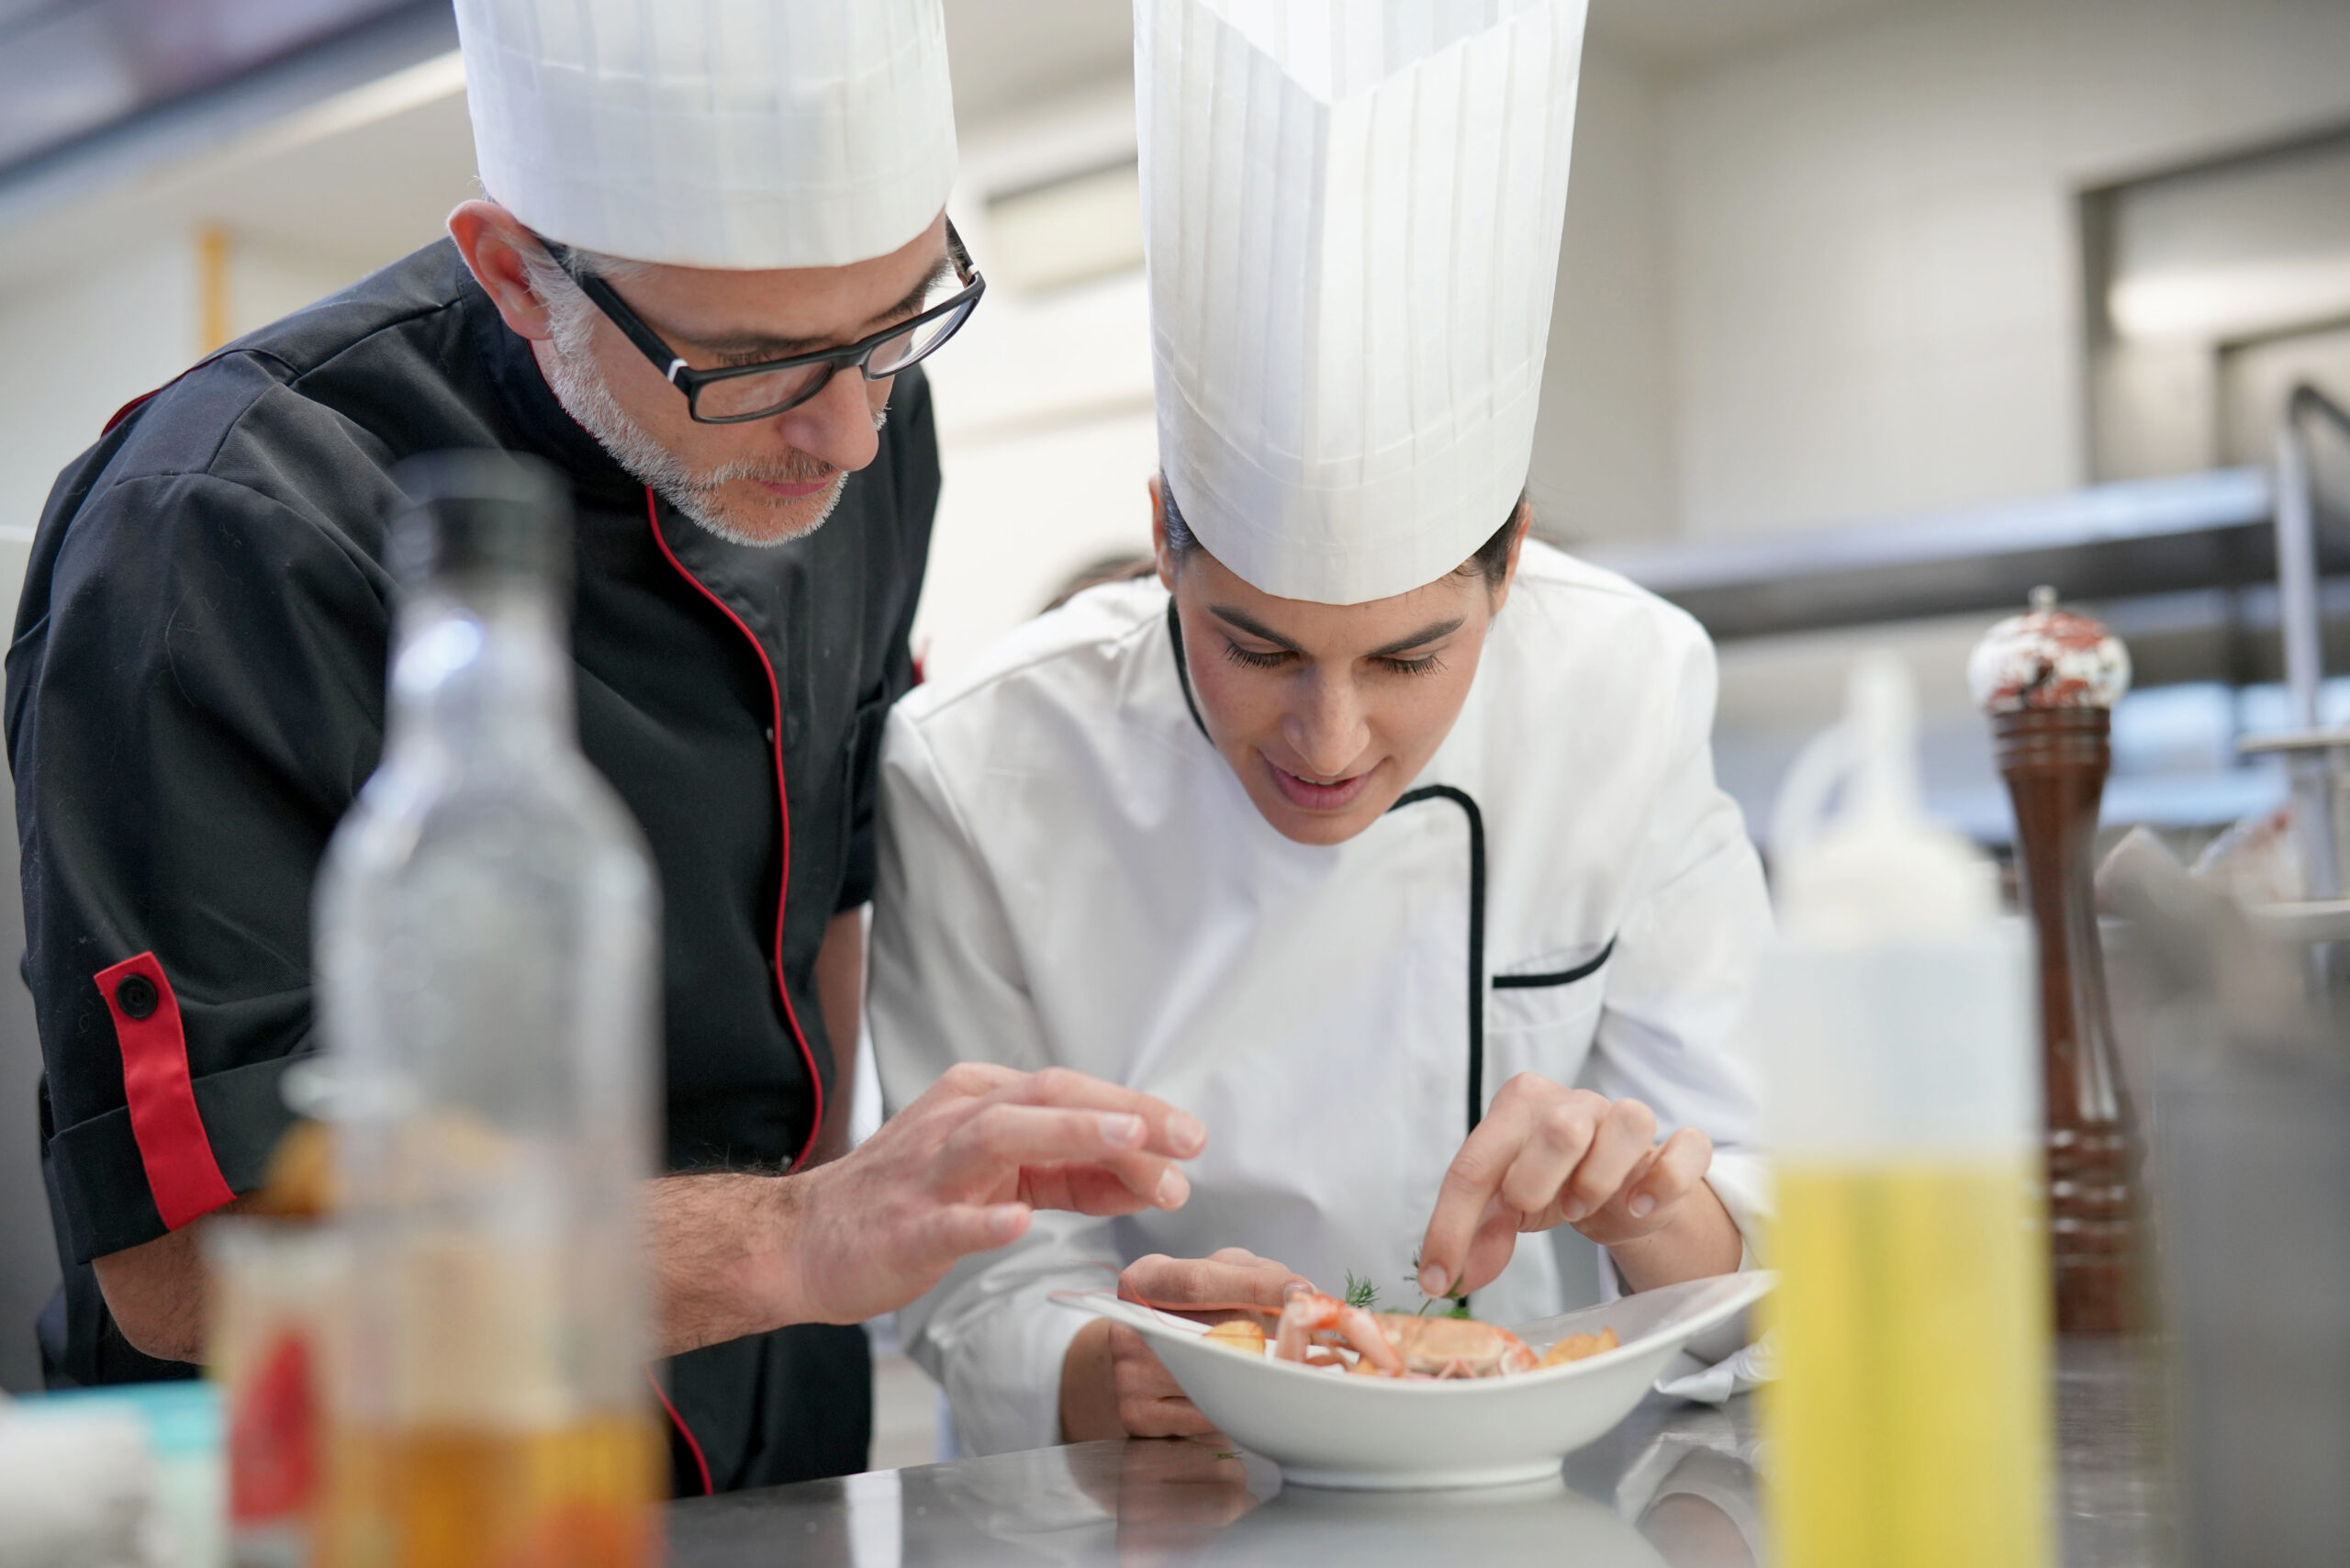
[1264,756,1373,812]
[756,474,836,499]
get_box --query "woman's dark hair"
[1159,478,1525,591]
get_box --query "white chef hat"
[455,0,957,270]
[1137,0,1587,605]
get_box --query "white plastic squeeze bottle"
[1754,652,2053,1568]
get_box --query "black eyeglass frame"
[536,222,986,424]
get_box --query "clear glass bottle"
[314,453,661,1568]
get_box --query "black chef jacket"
[6,238,938,1494]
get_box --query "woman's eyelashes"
[1218,639,1447,678]
[1221,642,1292,671]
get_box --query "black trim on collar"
[1164,605,1493,1134]
[1166,598,1212,743]
[1493,938,1617,990]
[1388,785,1489,1139]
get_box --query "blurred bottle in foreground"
[314,453,661,1568]
[208,1120,347,1568]
[1752,653,2052,1568]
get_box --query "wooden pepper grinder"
[1968,587,2140,1334]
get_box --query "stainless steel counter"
[667,1339,2171,1567]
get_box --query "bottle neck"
[386,577,573,762]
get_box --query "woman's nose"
[1283,674,1370,778]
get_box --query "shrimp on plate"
[1270,1288,1539,1379]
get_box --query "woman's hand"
[1059,1249,1304,1441]
[1414,1073,1740,1300]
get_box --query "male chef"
[6,0,1203,1494]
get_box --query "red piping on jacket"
[648,1367,713,1496]
[95,953,237,1230]
[641,488,825,1172]
[101,349,243,436]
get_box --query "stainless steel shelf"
[1586,466,2320,642]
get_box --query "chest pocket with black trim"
[1488,938,1615,1037]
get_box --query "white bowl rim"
[1050,1270,1772,1396]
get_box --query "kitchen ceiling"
[938,0,1935,129]
[1586,0,1925,72]
[0,0,1937,188]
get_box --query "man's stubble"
[540,295,885,549]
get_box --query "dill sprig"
[1342,1271,1380,1312]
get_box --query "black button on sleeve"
[115,973,159,1022]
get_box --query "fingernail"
[1169,1111,1207,1154]
[990,1205,1028,1240]
[1628,1193,1656,1219]
[1418,1264,1445,1295]
[1100,1112,1144,1148]
[1561,1198,1589,1223]
[1157,1167,1191,1207]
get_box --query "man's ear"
[448,200,555,343]
[1147,475,1178,593]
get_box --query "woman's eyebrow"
[1208,606,1304,652]
[1367,617,1465,658]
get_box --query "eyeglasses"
[537,222,986,424]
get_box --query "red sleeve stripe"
[96,953,237,1231]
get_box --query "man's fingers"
[1561,1098,1658,1220]
[939,1103,1186,1200]
[1033,1161,1189,1218]
[930,1060,1026,1102]
[990,1068,1209,1159]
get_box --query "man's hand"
[768,1064,1205,1328]
[1059,1249,1303,1441]
[1415,1073,1740,1300]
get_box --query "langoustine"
[1130,1282,1620,1379]
[1268,1288,1545,1379]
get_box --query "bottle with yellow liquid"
[316,454,663,1568]
[1753,653,2053,1568]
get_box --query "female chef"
[869,0,1770,1453]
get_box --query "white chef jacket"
[870,543,1772,1456]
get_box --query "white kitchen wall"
[1528,41,1676,547]
[0,243,204,539]
[911,84,1159,682]
[1659,0,2350,542]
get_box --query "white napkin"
[1654,1333,1776,1406]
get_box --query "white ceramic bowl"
[1057,1271,1773,1491]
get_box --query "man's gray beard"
[539,308,884,548]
